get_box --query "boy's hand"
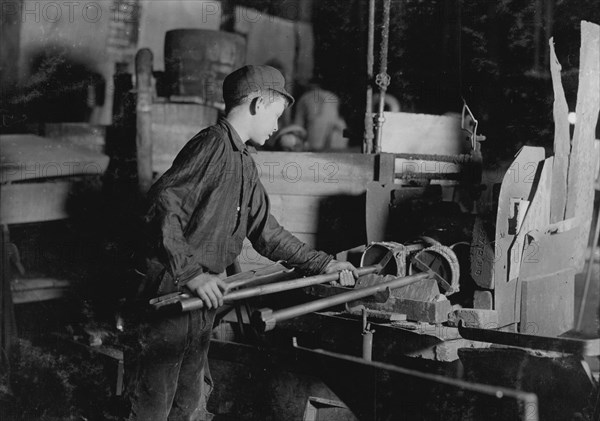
[323,260,359,287]
[184,273,228,309]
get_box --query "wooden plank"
[1,134,109,183]
[508,157,552,283]
[254,152,375,196]
[379,112,469,155]
[493,146,545,327]
[44,123,106,154]
[0,180,73,224]
[518,226,579,336]
[11,278,70,292]
[12,287,69,304]
[151,102,219,172]
[549,38,571,224]
[157,151,376,196]
[365,182,394,243]
[269,195,320,234]
[564,21,600,270]
[376,153,395,183]
[470,217,495,289]
[505,157,552,327]
[270,192,366,246]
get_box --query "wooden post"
[564,22,600,270]
[135,48,154,194]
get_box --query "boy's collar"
[219,117,256,154]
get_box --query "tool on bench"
[149,251,395,312]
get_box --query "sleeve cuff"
[313,253,334,276]
[173,265,205,286]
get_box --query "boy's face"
[249,95,286,145]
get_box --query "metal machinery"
[139,5,600,420]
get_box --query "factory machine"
[138,8,599,421]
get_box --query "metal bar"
[256,272,430,331]
[178,265,384,313]
[293,342,539,421]
[374,0,391,153]
[395,171,462,180]
[226,266,296,291]
[395,152,475,164]
[226,265,381,302]
[362,308,374,361]
[458,323,600,356]
[363,0,375,154]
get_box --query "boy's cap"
[223,65,294,107]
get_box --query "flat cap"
[223,65,294,107]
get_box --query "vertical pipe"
[363,0,376,154]
[135,48,154,195]
[374,0,391,153]
[362,330,374,361]
[362,308,373,361]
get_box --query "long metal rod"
[226,265,380,301]
[294,344,539,421]
[374,0,391,153]
[363,0,375,153]
[458,323,600,357]
[262,272,430,327]
[179,265,383,312]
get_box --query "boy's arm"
[246,179,356,279]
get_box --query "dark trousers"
[127,308,215,421]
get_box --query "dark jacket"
[138,117,332,299]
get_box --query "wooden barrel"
[164,29,246,108]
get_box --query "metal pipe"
[293,344,539,421]
[226,265,379,301]
[255,272,430,331]
[363,0,375,154]
[362,308,374,361]
[374,0,391,153]
[362,330,374,361]
[179,265,383,312]
[394,152,476,164]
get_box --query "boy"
[128,65,357,420]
